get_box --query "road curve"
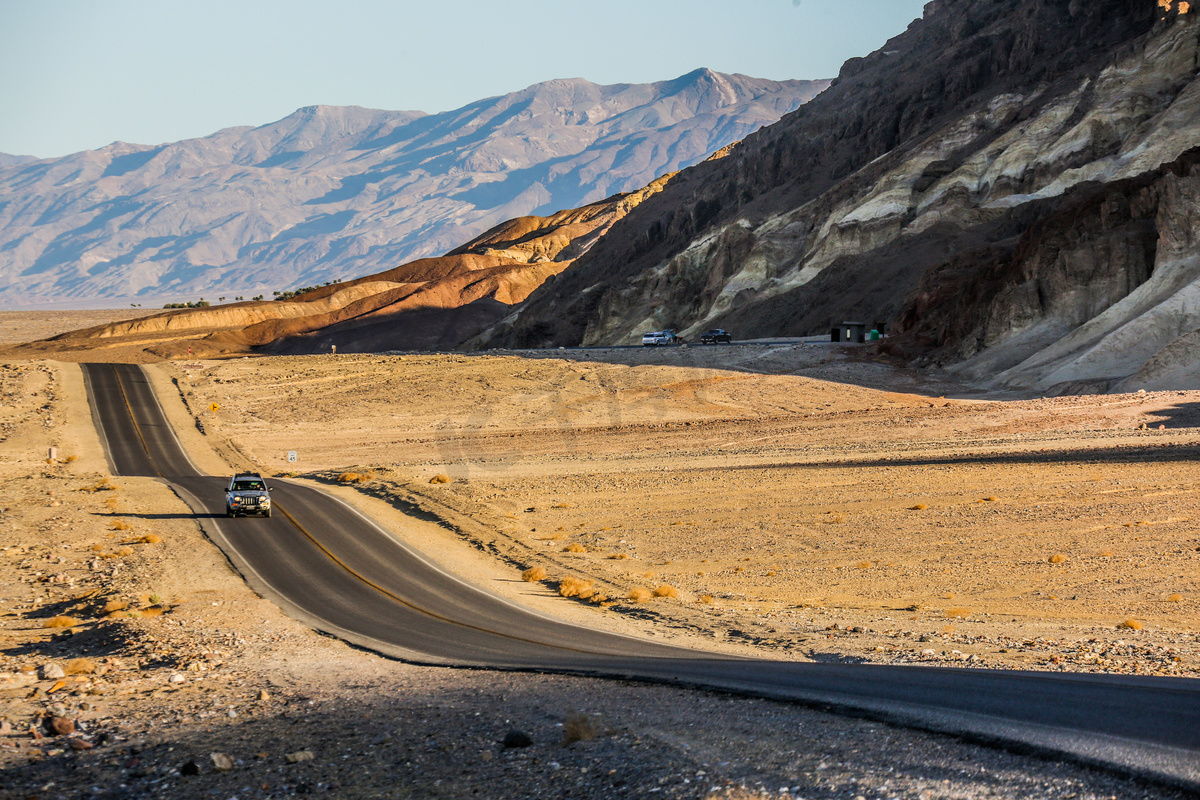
[82,362,1200,790]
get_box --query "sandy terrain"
[159,345,1200,677]
[0,309,161,346]
[0,322,1197,797]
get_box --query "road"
[82,362,1200,790]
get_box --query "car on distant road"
[641,330,678,347]
[225,472,272,518]
[699,329,732,344]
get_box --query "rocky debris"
[284,749,314,764]
[38,663,64,680]
[43,716,74,737]
[209,751,234,771]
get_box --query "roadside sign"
[209,403,220,413]
[287,451,298,463]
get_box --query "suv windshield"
[233,480,264,491]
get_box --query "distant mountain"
[0,70,827,307]
[0,153,37,168]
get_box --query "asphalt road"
[82,362,1200,790]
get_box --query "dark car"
[699,329,732,344]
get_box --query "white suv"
[225,472,272,518]
[641,330,677,346]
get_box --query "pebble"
[210,752,234,771]
[39,663,65,680]
[285,750,314,764]
[44,716,74,737]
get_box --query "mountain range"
[0,70,826,308]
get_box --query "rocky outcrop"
[490,0,1200,392]
[0,71,826,308]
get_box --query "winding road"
[82,362,1200,790]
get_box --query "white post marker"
[48,446,58,461]
[287,451,298,463]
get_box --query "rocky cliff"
[0,71,825,308]
[494,0,1200,392]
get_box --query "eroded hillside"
[493,0,1200,393]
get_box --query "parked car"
[225,472,273,518]
[699,329,732,344]
[641,330,678,347]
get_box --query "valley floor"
[1,317,1197,798]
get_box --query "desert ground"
[1,311,1197,799]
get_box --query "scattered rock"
[285,750,314,764]
[502,730,534,749]
[39,663,65,680]
[210,752,235,771]
[258,689,271,701]
[180,759,201,776]
[68,737,93,751]
[169,674,186,684]
[44,716,75,737]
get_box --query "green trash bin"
[868,329,880,341]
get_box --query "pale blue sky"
[0,0,929,158]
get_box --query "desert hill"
[488,0,1200,393]
[0,70,826,309]
[3,178,673,361]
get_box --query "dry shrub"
[698,594,714,604]
[115,546,134,557]
[563,543,587,554]
[551,502,572,509]
[982,496,999,502]
[43,616,80,629]
[558,577,594,599]
[587,593,608,605]
[853,561,872,570]
[138,606,165,618]
[909,503,928,511]
[941,624,956,634]
[429,473,451,484]
[80,479,117,493]
[102,599,128,614]
[733,566,745,573]
[607,553,629,560]
[138,534,162,544]
[65,658,96,675]
[627,587,652,603]
[563,712,598,744]
[824,513,844,524]
[1118,619,1144,630]
[64,454,79,463]
[521,566,547,582]
[1167,593,1184,603]
[1100,550,1114,558]
[641,571,657,579]
[653,585,680,599]
[765,570,777,577]
[104,497,119,509]
[110,520,132,531]
[337,471,374,484]
[944,607,971,619]
[1048,553,1068,564]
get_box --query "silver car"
[225,472,272,518]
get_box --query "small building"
[838,321,867,344]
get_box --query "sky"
[0,0,929,159]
